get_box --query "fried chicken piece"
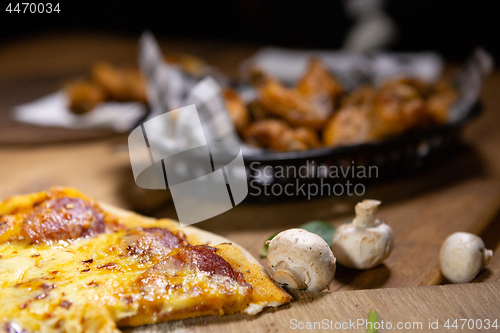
[252,73,332,129]
[66,81,106,114]
[340,85,376,108]
[371,78,434,138]
[324,78,456,147]
[91,62,147,103]
[251,59,343,130]
[380,77,431,97]
[296,58,344,99]
[245,119,321,152]
[323,105,375,147]
[223,89,249,135]
[66,62,147,114]
[259,78,332,129]
[247,101,271,121]
[426,81,457,123]
[324,85,377,147]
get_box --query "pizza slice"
[0,187,291,333]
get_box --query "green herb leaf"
[366,310,378,333]
[259,232,279,258]
[259,221,337,258]
[299,220,337,246]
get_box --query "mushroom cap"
[440,232,492,284]
[331,221,394,269]
[267,228,336,292]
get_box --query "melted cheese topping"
[0,188,291,333]
[0,233,250,332]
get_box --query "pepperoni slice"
[3,322,28,333]
[22,197,105,243]
[171,245,250,287]
[124,228,182,256]
[143,228,182,249]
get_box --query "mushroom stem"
[272,268,307,289]
[352,200,381,227]
[483,248,493,267]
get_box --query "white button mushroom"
[440,232,493,284]
[331,200,394,269]
[267,229,336,292]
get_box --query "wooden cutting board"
[125,283,500,333]
[1,33,500,332]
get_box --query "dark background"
[1,1,499,62]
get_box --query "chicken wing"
[245,119,321,152]
[371,78,433,138]
[66,81,106,114]
[323,105,374,147]
[251,59,343,130]
[427,81,457,123]
[340,85,376,108]
[223,89,249,135]
[296,58,344,99]
[91,62,147,103]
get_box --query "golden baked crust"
[0,187,291,333]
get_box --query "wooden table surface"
[1,33,499,332]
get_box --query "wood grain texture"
[1,33,500,332]
[125,283,500,333]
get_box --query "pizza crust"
[0,188,291,333]
[99,202,291,315]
